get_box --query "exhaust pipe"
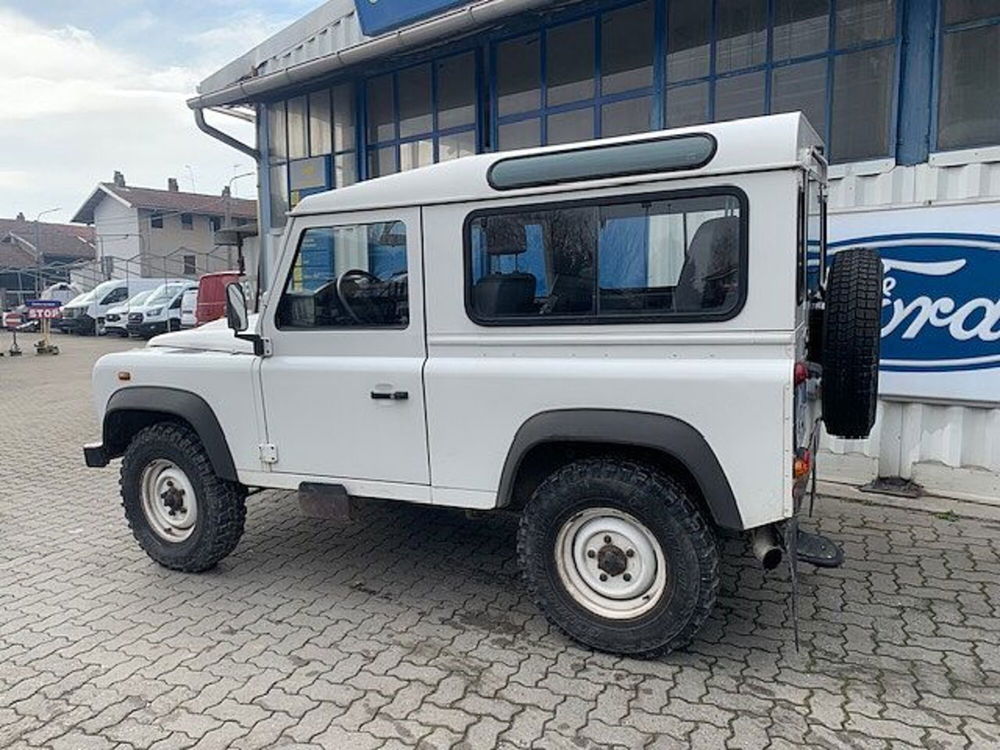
[751,526,784,570]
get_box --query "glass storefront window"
[497,34,541,116]
[773,0,829,60]
[661,0,897,161]
[836,0,896,47]
[332,84,356,153]
[398,65,433,138]
[715,71,765,122]
[308,90,331,157]
[268,102,286,163]
[601,1,654,94]
[367,75,395,143]
[937,5,1000,150]
[667,1,711,83]
[772,59,828,139]
[601,97,652,137]
[287,96,308,160]
[832,46,894,160]
[547,18,595,106]
[716,0,768,74]
[547,108,595,145]
[437,53,476,129]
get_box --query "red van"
[195,271,242,326]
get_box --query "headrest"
[482,217,528,255]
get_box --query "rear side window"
[277,221,409,329]
[465,189,746,324]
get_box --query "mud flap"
[298,482,355,522]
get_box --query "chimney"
[15,212,25,222]
[113,171,126,187]
[168,177,179,192]
[221,186,231,198]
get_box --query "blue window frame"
[490,1,660,151]
[934,1,1000,151]
[363,50,480,178]
[664,0,901,163]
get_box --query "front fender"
[102,386,238,481]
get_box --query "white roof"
[292,113,822,217]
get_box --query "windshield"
[126,290,152,307]
[146,283,189,306]
[66,291,96,307]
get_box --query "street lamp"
[34,207,61,295]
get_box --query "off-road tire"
[821,247,883,439]
[121,422,247,572]
[517,458,719,658]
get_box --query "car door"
[257,208,430,487]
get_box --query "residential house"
[72,172,257,280]
[0,213,95,307]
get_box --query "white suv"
[85,114,882,656]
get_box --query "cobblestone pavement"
[2,333,999,750]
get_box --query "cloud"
[0,7,263,223]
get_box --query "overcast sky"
[1,1,318,224]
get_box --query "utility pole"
[33,207,61,295]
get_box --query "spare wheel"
[821,247,883,439]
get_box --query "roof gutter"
[194,108,259,161]
[187,0,559,111]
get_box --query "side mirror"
[226,282,249,333]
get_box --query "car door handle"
[371,390,409,401]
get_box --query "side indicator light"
[117,371,132,382]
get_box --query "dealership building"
[193,0,999,505]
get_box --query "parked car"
[125,281,198,338]
[104,290,154,337]
[179,288,199,329]
[84,114,882,657]
[195,271,243,326]
[62,278,178,335]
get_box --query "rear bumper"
[83,442,109,468]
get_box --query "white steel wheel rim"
[140,459,198,543]
[555,507,668,620]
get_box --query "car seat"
[674,216,740,313]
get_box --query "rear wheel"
[518,458,719,658]
[121,423,246,572]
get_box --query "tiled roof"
[103,184,257,218]
[73,183,258,224]
[0,217,96,268]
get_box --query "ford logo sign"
[829,233,1000,373]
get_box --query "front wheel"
[518,458,719,658]
[121,423,246,572]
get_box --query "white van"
[179,288,199,329]
[104,290,154,337]
[125,281,198,338]
[62,278,181,335]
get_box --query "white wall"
[93,196,140,278]
[822,145,1000,505]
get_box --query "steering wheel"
[336,268,381,324]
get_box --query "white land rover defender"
[85,114,882,657]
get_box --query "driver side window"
[276,220,409,329]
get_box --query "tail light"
[794,361,809,386]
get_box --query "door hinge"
[259,443,278,464]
